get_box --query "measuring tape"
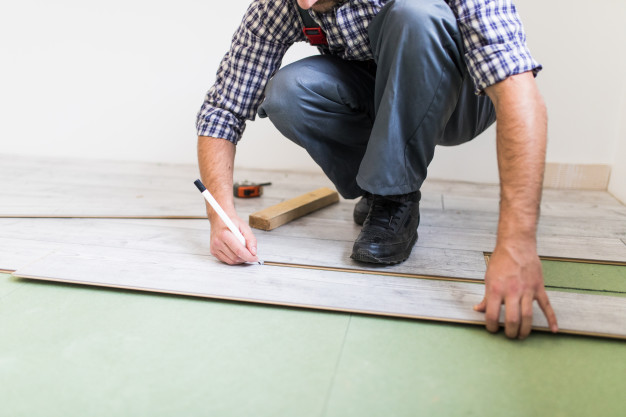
[233,181,272,198]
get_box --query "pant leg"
[258,55,376,198]
[358,0,495,194]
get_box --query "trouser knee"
[258,65,308,140]
[370,0,463,66]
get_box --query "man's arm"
[476,71,558,339]
[198,136,258,264]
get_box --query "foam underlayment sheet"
[2,271,625,417]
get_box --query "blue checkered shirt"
[197,0,541,143]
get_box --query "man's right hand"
[209,211,259,265]
[198,135,259,265]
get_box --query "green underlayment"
[1,262,625,417]
[541,259,626,296]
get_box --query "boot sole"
[350,233,418,265]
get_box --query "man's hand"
[209,211,258,265]
[198,136,259,265]
[479,72,558,338]
[475,241,558,339]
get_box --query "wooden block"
[249,187,339,231]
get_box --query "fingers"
[518,294,534,340]
[211,226,258,265]
[216,248,242,265]
[473,298,487,312]
[239,221,258,257]
[479,291,557,339]
[537,289,559,333]
[484,293,503,333]
[504,296,520,339]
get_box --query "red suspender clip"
[302,27,328,46]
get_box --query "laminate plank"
[421,180,501,199]
[0,218,487,279]
[442,195,501,213]
[434,181,624,207]
[3,215,625,277]
[542,188,626,206]
[301,193,444,223]
[418,225,626,263]
[0,237,61,272]
[442,188,626,218]
[12,246,626,339]
[424,208,626,240]
[540,201,626,220]
[0,155,335,218]
[537,216,626,240]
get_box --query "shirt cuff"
[196,106,246,144]
[465,42,542,95]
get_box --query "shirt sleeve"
[196,0,302,143]
[447,0,542,94]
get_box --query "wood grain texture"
[0,155,333,218]
[249,188,339,230]
[0,218,487,279]
[12,246,626,339]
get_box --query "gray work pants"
[258,0,496,199]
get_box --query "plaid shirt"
[197,0,541,143]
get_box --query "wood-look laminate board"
[537,216,626,240]
[262,208,626,262]
[0,218,487,279]
[3,214,624,275]
[434,180,623,206]
[12,245,626,339]
[0,237,61,272]
[1,155,334,190]
[542,187,626,204]
[296,193,444,223]
[442,188,626,218]
[0,155,336,217]
[421,180,501,199]
[539,201,626,220]
[417,226,626,263]
[426,208,626,240]
[0,184,280,219]
[241,213,626,263]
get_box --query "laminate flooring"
[13,245,626,339]
[2,155,626,338]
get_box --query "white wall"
[1,0,625,186]
[608,83,626,203]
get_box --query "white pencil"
[194,179,263,265]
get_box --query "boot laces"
[367,197,407,230]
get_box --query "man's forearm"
[197,136,237,222]
[485,73,547,244]
[478,72,557,338]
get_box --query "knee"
[379,0,458,41]
[260,60,324,119]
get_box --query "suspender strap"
[297,5,328,46]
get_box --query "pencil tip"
[194,179,206,192]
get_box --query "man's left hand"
[474,239,558,339]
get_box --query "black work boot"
[353,192,373,226]
[351,191,421,265]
